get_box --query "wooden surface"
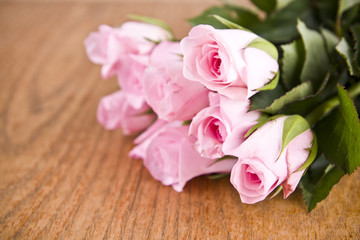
[0,1,359,239]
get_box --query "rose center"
[209,52,222,78]
[209,120,225,143]
[242,165,263,191]
[213,55,221,74]
[248,172,261,183]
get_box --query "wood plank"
[0,2,359,239]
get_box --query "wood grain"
[0,1,359,239]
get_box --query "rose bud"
[97,91,155,135]
[84,22,171,79]
[143,41,209,121]
[230,115,316,204]
[189,92,260,159]
[130,122,236,192]
[180,24,279,100]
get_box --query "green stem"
[335,5,343,38]
[306,82,360,126]
[335,13,342,38]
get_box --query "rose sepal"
[270,185,283,199]
[255,70,280,92]
[244,114,282,138]
[247,37,278,60]
[297,131,318,173]
[279,115,312,160]
[211,14,250,31]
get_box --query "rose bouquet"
[84,0,360,211]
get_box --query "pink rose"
[230,116,314,204]
[117,54,149,109]
[180,24,279,100]
[129,119,180,160]
[97,91,155,135]
[130,122,236,192]
[143,41,209,121]
[189,92,260,158]
[84,22,171,79]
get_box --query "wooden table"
[0,1,359,239]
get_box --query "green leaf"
[304,72,360,126]
[342,5,360,31]
[244,115,282,138]
[249,0,317,43]
[280,96,319,117]
[247,37,279,60]
[187,6,233,29]
[336,37,360,76]
[223,4,261,27]
[320,28,340,54]
[303,75,340,126]
[306,154,331,184]
[351,24,360,67]
[299,175,313,209]
[299,154,331,208]
[261,81,313,114]
[297,20,331,90]
[297,131,318,172]
[307,166,344,211]
[314,86,360,174]
[128,14,174,39]
[187,5,259,30]
[251,0,276,15]
[280,39,305,90]
[281,68,344,117]
[337,86,360,173]
[270,185,283,198]
[311,0,338,31]
[211,15,249,31]
[256,71,280,91]
[338,0,360,18]
[336,0,360,37]
[300,165,344,212]
[280,115,310,157]
[276,0,294,10]
[250,82,285,111]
